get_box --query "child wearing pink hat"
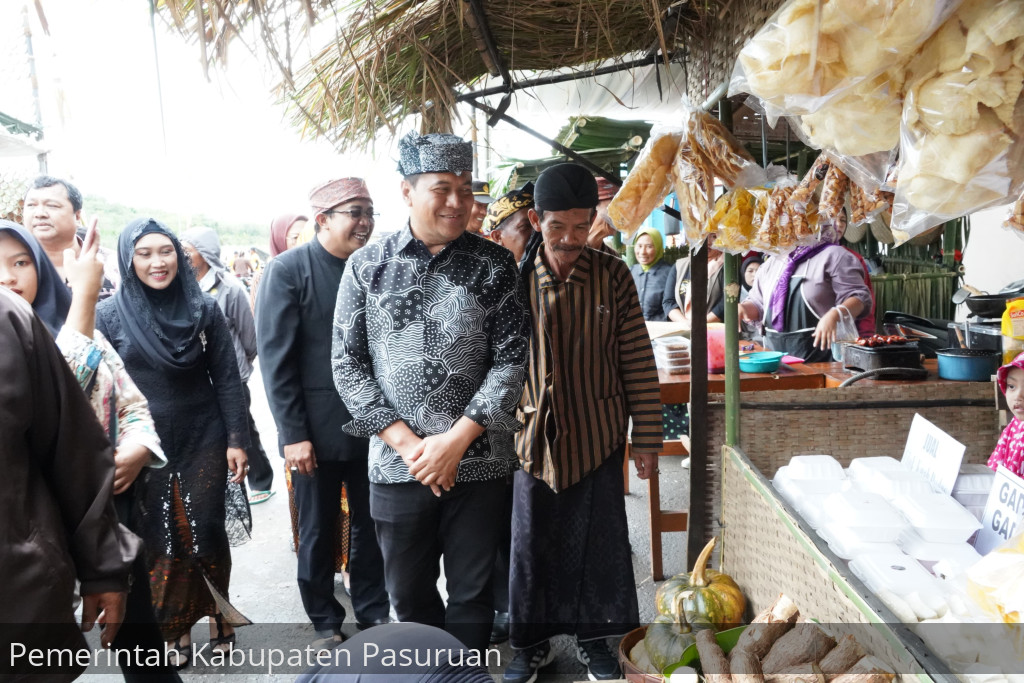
[989,352,1024,477]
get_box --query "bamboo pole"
[723,98,741,449]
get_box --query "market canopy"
[156,0,774,152]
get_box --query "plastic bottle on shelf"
[1001,297,1024,364]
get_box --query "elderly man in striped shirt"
[504,163,663,683]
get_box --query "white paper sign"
[901,414,966,494]
[975,465,1024,555]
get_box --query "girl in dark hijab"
[0,220,70,334]
[96,218,252,669]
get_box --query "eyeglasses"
[325,208,377,221]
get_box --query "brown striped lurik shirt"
[515,245,664,492]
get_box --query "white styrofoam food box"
[952,464,995,509]
[788,455,846,480]
[859,469,936,500]
[890,492,983,543]
[818,523,901,560]
[848,550,939,597]
[773,468,847,513]
[824,490,907,542]
[897,528,983,575]
[847,457,905,482]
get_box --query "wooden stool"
[625,438,690,581]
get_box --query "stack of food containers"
[772,454,989,622]
[772,455,848,531]
[773,455,984,578]
[652,336,691,374]
[951,463,996,522]
[848,458,983,577]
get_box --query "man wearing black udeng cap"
[333,132,529,653]
[505,163,663,682]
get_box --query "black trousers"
[242,382,274,492]
[370,478,506,653]
[111,492,182,683]
[492,477,514,612]
[294,458,389,631]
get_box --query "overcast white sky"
[1,0,552,228]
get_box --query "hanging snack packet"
[789,154,830,238]
[864,186,894,218]
[607,125,683,239]
[818,163,850,223]
[691,112,764,189]
[729,0,963,120]
[708,187,768,254]
[673,108,716,248]
[891,0,1024,242]
[849,182,869,225]
[671,98,766,248]
[792,68,904,189]
[818,164,850,243]
[753,182,799,254]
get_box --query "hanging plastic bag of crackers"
[728,0,963,122]
[788,154,829,244]
[891,0,1024,244]
[607,123,683,239]
[818,163,850,244]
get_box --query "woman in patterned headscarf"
[96,218,251,669]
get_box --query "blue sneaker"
[503,640,554,683]
[575,637,621,680]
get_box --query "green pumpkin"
[643,611,700,673]
[653,537,746,630]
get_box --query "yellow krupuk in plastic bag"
[709,187,770,254]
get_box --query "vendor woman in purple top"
[738,222,873,362]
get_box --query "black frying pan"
[965,292,1023,318]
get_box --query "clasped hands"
[401,432,466,497]
[384,418,481,497]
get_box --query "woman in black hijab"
[96,218,251,668]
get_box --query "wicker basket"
[685,0,788,104]
[619,626,664,683]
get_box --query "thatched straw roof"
[158,0,721,152]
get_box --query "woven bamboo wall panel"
[698,381,999,546]
[721,448,938,679]
[685,0,788,103]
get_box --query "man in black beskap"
[256,178,390,646]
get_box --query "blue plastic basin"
[738,351,784,373]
